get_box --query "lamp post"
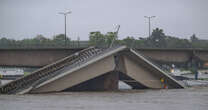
[144,16,155,37]
[59,11,72,46]
[109,25,120,48]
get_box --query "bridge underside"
[30,48,183,94]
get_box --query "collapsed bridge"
[0,46,184,94]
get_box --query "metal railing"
[0,42,90,49]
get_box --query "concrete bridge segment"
[0,46,184,94]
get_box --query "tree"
[53,34,70,46]
[123,36,136,47]
[33,34,49,45]
[105,32,117,46]
[190,34,198,42]
[189,34,208,48]
[89,31,118,47]
[148,28,167,48]
[89,31,106,47]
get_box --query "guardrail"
[0,75,23,80]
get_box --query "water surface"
[0,87,208,110]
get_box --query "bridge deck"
[0,46,184,94]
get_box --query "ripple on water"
[0,87,208,110]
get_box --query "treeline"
[0,34,88,48]
[89,28,208,49]
[0,28,208,49]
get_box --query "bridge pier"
[65,71,119,91]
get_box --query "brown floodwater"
[0,87,208,110]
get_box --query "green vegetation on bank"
[0,28,208,49]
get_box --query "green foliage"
[190,34,198,42]
[189,34,208,48]
[0,34,71,48]
[53,34,70,46]
[0,37,15,45]
[105,32,117,46]
[1,27,208,49]
[89,31,117,47]
[148,28,167,48]
[89,31,105,47]
[122,36,136,47]
[120,28,206,49]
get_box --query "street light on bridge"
[59,11,72,47]
[144,16,156,37]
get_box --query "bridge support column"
[65,71,119,91]
[102,71,119,90]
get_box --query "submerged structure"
[0,46,184,94]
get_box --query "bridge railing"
[0,42,90,49]
[0,41,124,49]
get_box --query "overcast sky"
[0,0,208,40]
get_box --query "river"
[0,87,208,110]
